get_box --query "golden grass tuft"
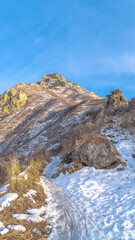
[28,158,45,182]
[6,157,21,179]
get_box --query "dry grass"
[6,157,21,179]
[0,153,52,239]
[0,155,25,187]
[0,179,51,240]
[27,158,45,182]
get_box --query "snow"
[24,174,28,180]
[41,154,105,239]
[41,128,135,239]
[0,221,9,235]
[0,184,9,194]
[7,225,26,232]
[55,131,135,239]
[23,189,37,203]
[89,91,102,99]
[49,142,61,151]
[43,156,61,178]
[13,206,46,223]
[0,193,18,212]
[12,213,28,221]
[41,176,89,240]
[19,166,30,176]
[26,206,46,223]
[27,206,46,215]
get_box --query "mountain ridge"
[0,73,103,117]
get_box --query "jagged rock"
[65,137,120,169]
[106,89,128,114]
[37,73,82,90]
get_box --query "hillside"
[0,73,104,160]
[0,73,135,239]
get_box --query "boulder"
[66,137,120,169]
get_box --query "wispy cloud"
[99,53,135,74]
[62,52,135,78]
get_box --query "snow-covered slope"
[41,129,135,240]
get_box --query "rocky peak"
[106,89,128,113]
[37,73,82,90]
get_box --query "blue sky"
[0,0,135,99]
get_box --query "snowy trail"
[41,177,104,240]
[42,158,105,240]
[41,177,86,240]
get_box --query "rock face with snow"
[65,137,119,169]
[106,89,128,114]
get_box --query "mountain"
[0,73,135,239]
[0,73,104,160]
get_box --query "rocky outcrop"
[0,84,29,114]
[106,89,128,114]
[37,73,83,90]
[64,137,120,169]
[129,97,135,110]
[0,83,42,116]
